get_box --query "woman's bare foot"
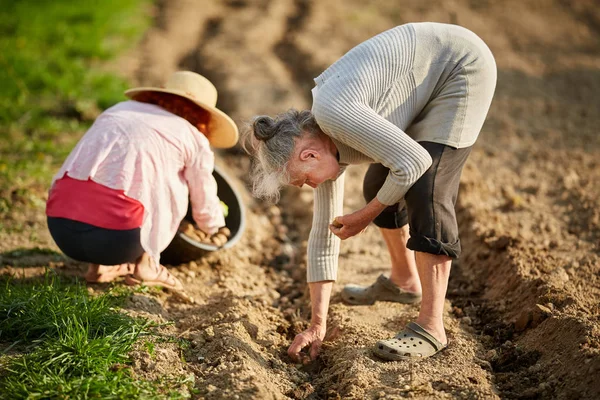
[125,254,192,303]
[85,263,134,283]
[125,253,185,291]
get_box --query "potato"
[180,221,195,235]
[187,231,201,241]
[218,227,231,237]
[179,219,230,247]
[211,235,225,246]
[214,233,228,244]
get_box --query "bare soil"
[2,0,599,398]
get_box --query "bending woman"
[244,22,496,361]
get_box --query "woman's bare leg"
[414,252,451,345]
[380,225,421,294]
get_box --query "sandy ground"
[2,0,599,398]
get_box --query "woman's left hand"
[329,208,374,239]
[329,198,389,240]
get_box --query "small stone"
[268,205,281,217]
[486,349,498,360]
[528,363,542,373]
[204,326,215,338]
[515,309,532,331]
[474,357,492,370]
[493,236,511,250]
[192,335,206,347]
[462,316,472,325]
[207,385,217,392]
[551,267,569,284]
[531,304,552,327]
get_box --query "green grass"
[0,274,191,399]
[0,274,138,342]
[0,2,194,396]
[0,0,152,220]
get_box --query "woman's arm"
[287,280,333,363]
[183,145,224,234]
[306,172,345,281]
[287,171,345,362]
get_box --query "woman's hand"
[288,281,333,363]
[329,198,388,240]
[329,209,372,239]
[287,324,327,364]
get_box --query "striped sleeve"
[313,99,432,205]
[306,169,345,282]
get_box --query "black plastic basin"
[161,165,246,265]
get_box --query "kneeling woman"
[244,23,496,361]
[46,71,238,292]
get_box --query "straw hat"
[124,71,238,148]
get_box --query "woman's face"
[287,140,340,188]
[288,161,330,188]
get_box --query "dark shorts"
[47,217,144,265]
[363,141,472,258]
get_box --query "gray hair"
[242,109,320,202]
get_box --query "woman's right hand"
[287,323,327,364]
[287,281,333,363]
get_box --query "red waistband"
[46,174,144,230]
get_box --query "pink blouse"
[50,101,225,267]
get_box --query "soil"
[2,0,599,399]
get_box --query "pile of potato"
[179,220,231,247]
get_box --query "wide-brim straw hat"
[124,71,238,149]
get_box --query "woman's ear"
[299,148,320,161]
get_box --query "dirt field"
[2,0,599,398]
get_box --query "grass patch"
[0,274,190,399]
[0,3,193,397]
[0,0,152,222]
[0,274,137,342]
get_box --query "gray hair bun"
[253,116,277,142]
